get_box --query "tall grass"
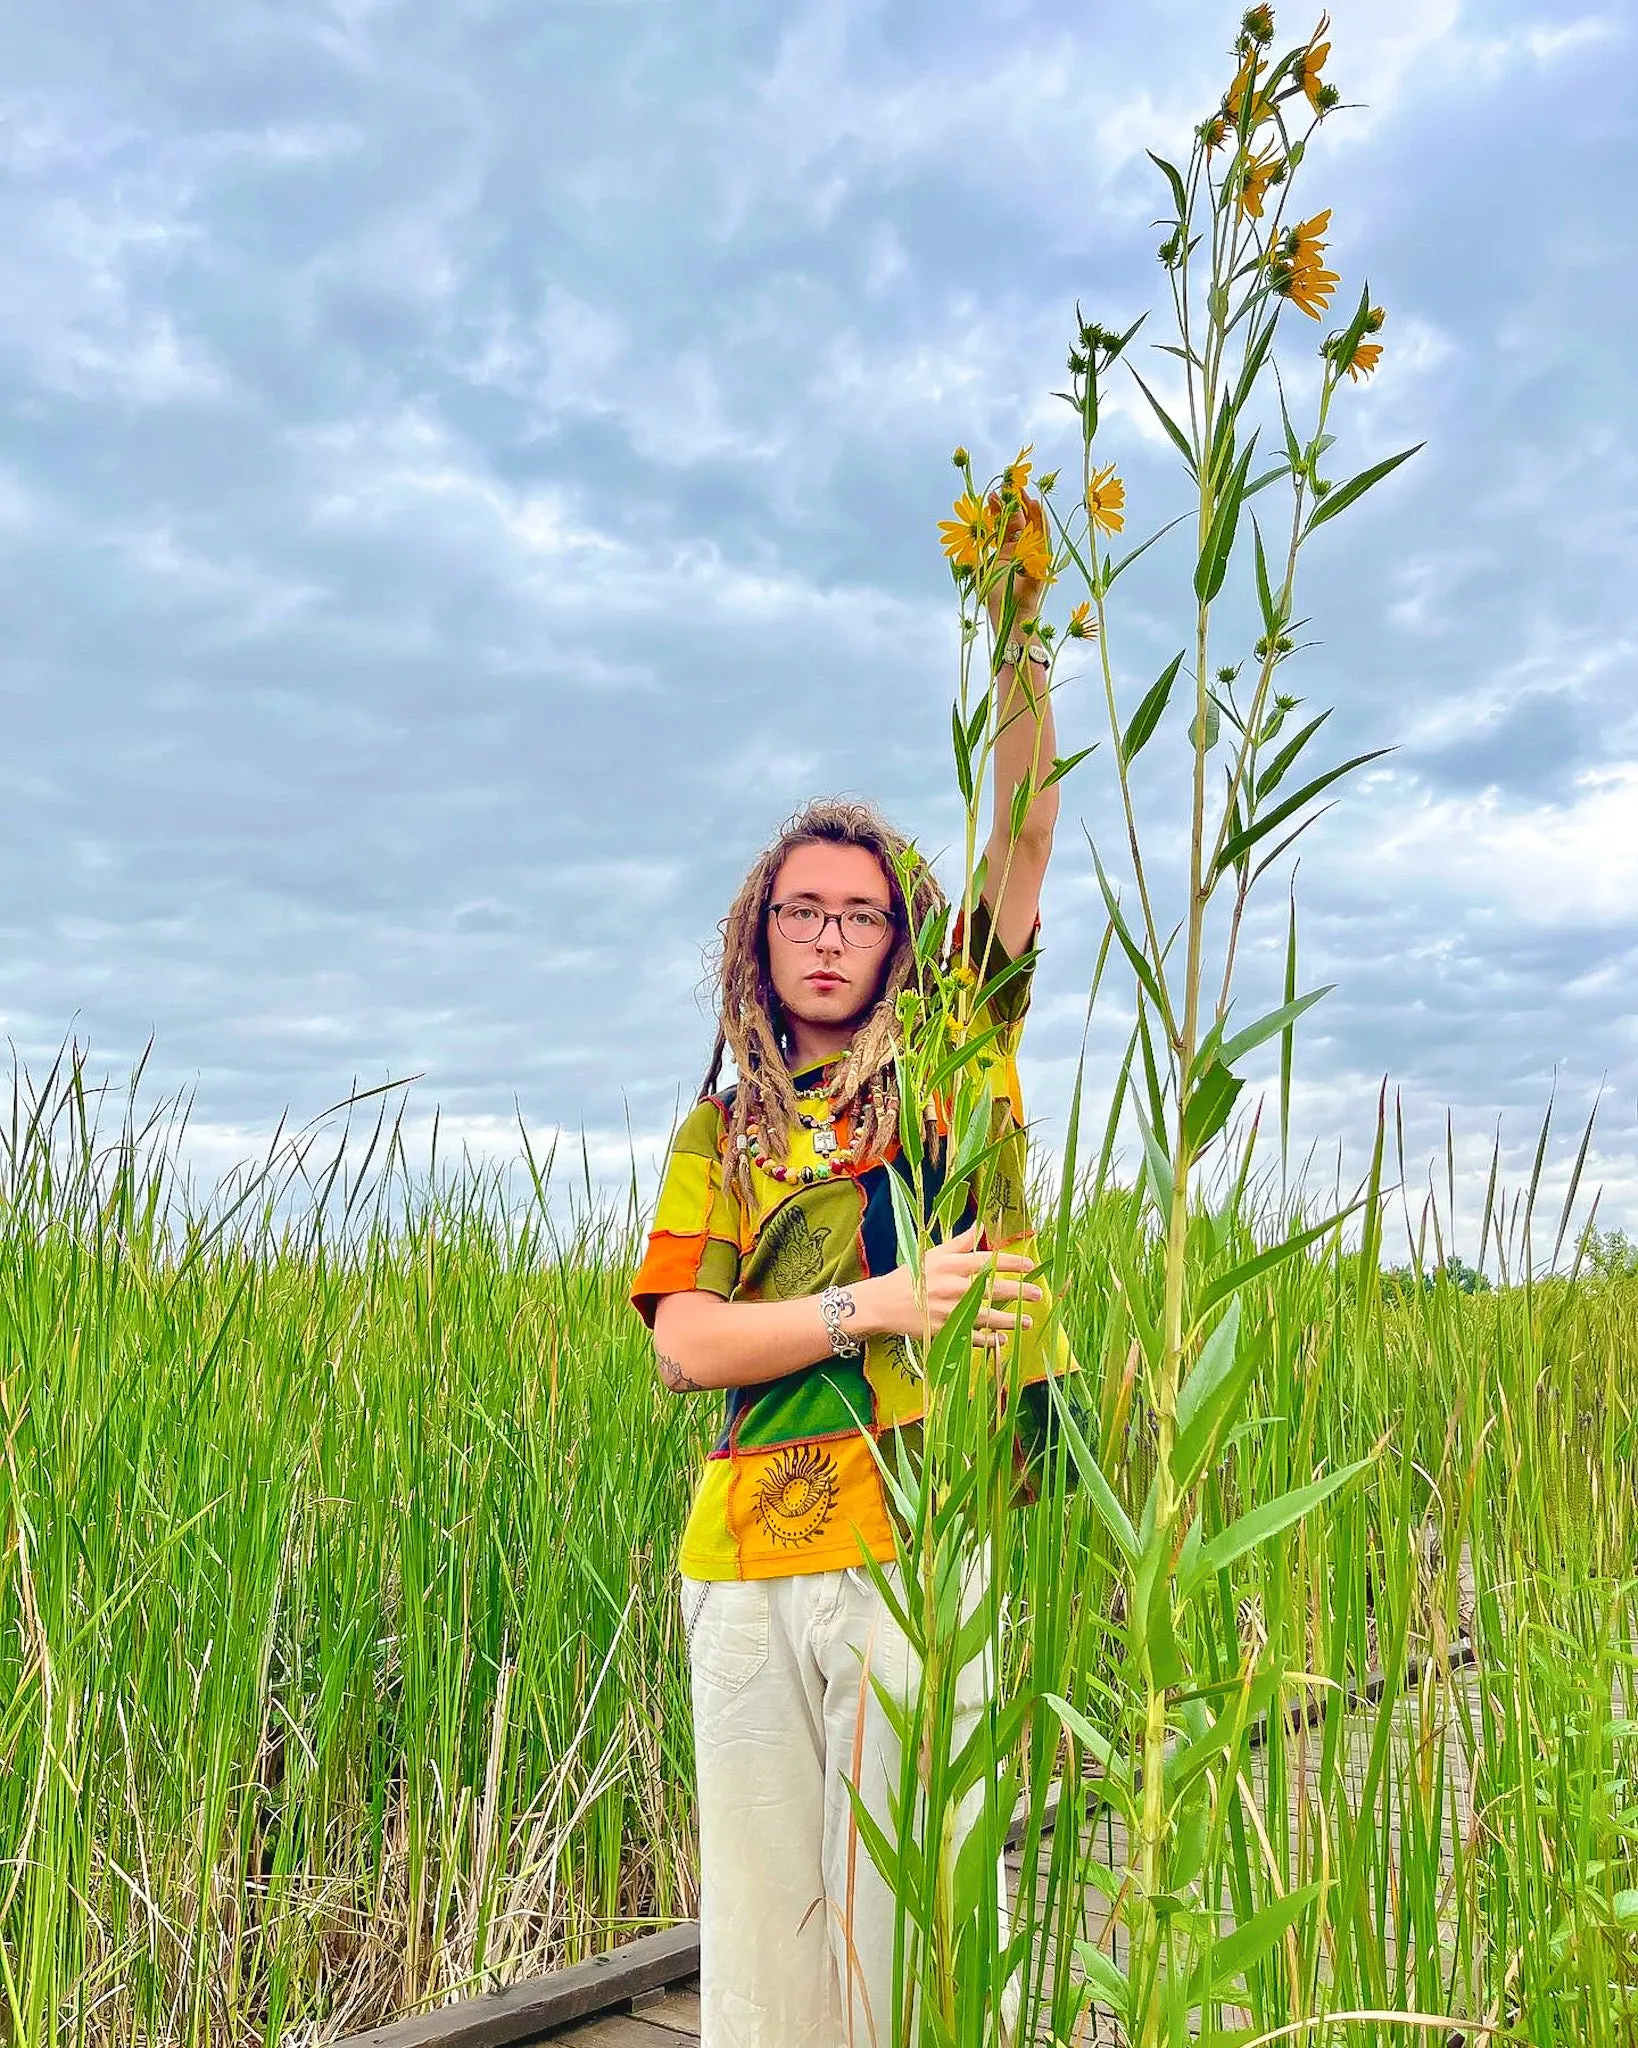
[1,1048,1632,2045]
[0,1055,702,2047]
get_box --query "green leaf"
[1194,433,1259,606]
[886,1158,925,1275]
[1089,841,1168,1024]
[1128,368,1197,474]
[1192,1883,1323,1999]
[1041,743,1097,791]
[1172,1297,1245,1492]
[1195,1205,1355,1319]
[1189,695,1222,753]
[1145,1574,1187,1690]
[1218,985,1333,1069]
[1229,316,1278,420]
[1045,1375,1139,1564]
[1146,149,1188,221]
[1252,516,1280,637]
[1280,888,1298,1170]
[951,703,975,804]
[1122,650,1186,767]
[1072,1941,1131,2013]
[1102,512,1188,592]
[1041,1691,1118,1774]
[1304,443,1424,536]
[1255,709,1331,803]
[1009,774,1033,844]
[1215,749,1390,876]
[1133,1098,1175,1218]
[1184,1458,1375,1593]
[1183,1057,1243,1156]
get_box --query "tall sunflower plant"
[854,12,1422,2047]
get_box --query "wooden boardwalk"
[340,1649,1488,2048]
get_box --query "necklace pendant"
[812,1126,837,1156]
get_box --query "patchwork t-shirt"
[631,911,1072,1582]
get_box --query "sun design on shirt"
[878,1334,922,1385]
[753,1444,842,1547]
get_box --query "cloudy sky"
[0,0,1633,1252]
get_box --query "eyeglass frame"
[766,898,896,950]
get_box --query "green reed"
[0,1044,1632,2045]
[0,1054,702,2048]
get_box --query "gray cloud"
[0,0,1633,1234]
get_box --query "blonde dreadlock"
[701,798,946,1198]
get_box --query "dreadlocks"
[701,798,946,1198]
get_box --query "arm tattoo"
[657,1350,705,1395]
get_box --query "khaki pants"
[682,1564,1002,2048]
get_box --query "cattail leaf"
[1303,443,1423,537]
[1122,650,1187,767]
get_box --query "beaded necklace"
[739,1088,858,1186]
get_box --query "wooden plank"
[332,1924,701,2048]
[566,2017,696,2048]
[628,1986,701,2034]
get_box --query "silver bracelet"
[1004,637,1051,668]
[819,1283,862,1358]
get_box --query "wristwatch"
[819,1283,862,1358]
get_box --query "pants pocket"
[685,1576,770,1693]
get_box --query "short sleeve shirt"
[630,901,1073,1581]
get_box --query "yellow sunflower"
[1067,600,1097,639]
[1225,51,1274,130]
[1087,463,1126,538]
[1297,17,1332,114]
[1237,144,1284,219]
[1002,444,1034,496]
[1345,340,1383,381]
[939,491,997,570]
[1011,508,1053,585]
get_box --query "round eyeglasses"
[769,900,894,949]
